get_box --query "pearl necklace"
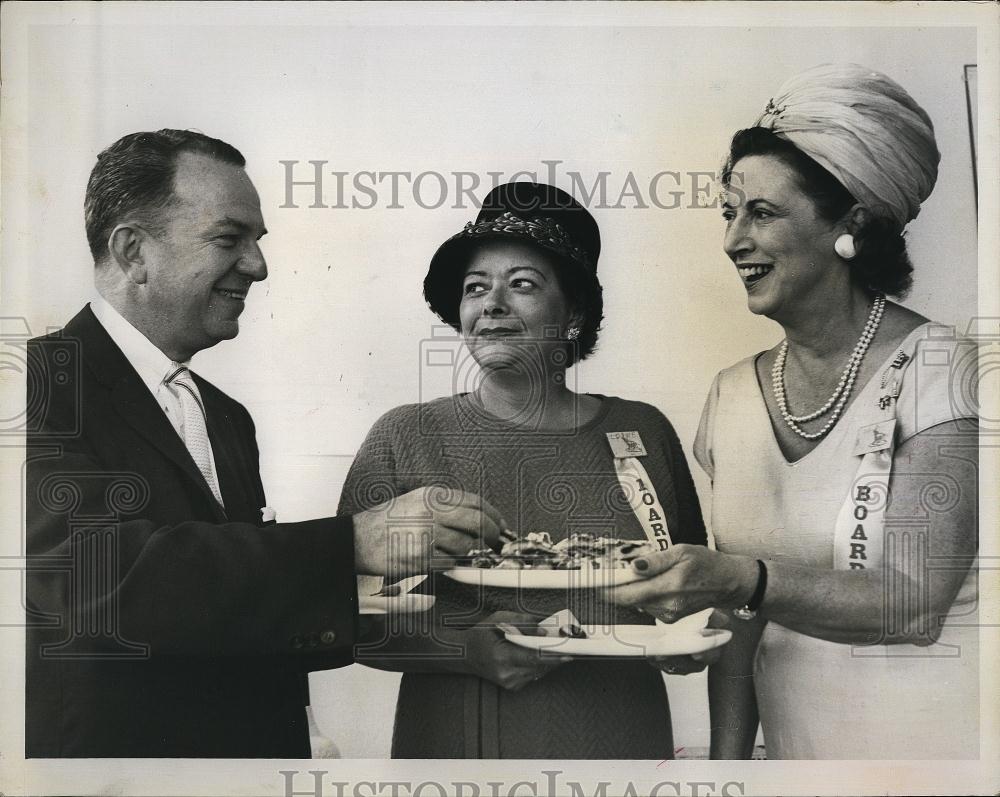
[771,294,886,440]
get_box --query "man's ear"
[108,223,152,285]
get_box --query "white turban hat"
[755,63,940,229]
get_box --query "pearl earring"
[566,327,580,341]
[834,233,857,260]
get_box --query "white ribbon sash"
[833,350,913,570]
[606,431,673,551]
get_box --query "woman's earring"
[566,327,580,341]
[834,233,857,260]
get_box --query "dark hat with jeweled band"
[423,181,602,328]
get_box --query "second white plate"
[358,593,436,616]
[443,566,641,590]
[504,624,732,657]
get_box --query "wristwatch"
[733,559,768,621]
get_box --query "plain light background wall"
[5,13,978,758]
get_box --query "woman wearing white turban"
[610,64,979,759]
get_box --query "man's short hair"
[84,129,246,263]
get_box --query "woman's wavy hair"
[722,127,914,298]
[552,253,604,366]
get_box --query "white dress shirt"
[90,294,223,498]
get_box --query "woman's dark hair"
[722,127,913,298]
[552,253,604,366]
[85,129,246,263]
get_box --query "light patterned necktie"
[165,365,225,507]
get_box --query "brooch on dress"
[877,351,910,409]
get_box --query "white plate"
[504,624,732,657]
[443,567,641,589]
[358,593,436,616]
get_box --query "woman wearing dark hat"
[338,181,709,759]
[610,64,979,759]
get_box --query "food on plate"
[463,531,653,571]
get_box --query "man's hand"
[352,486,505,578]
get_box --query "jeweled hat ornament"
[423,181,601,328]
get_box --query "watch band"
[733,559,768,621]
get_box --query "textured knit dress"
[695,324,979,759]
[338,394,707,759]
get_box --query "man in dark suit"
[25,130,502,757]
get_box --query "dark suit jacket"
[25,305,359,757]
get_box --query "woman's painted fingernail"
[634,558,649,572]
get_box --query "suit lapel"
[70,306,228,522]
[198,383,258,523]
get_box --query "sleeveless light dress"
[695,323,979,759]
